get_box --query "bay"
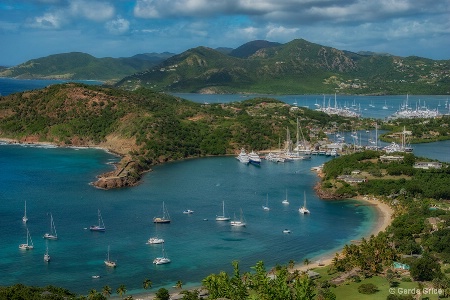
[0,144,375,295]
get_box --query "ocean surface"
[0,78,449,296]
[0,144,374,295]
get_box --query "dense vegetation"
[0,52,173,81]
[117,39,450,95]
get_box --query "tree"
[155,287,170,300]
[303,258,311,267]
[288,259,295,270]
[175,280,183,289]
[102,286,112,298]
[142,279,152,290]
[293,274,315,300]
[116,285,127,299]
[180,289,200,300]
[410,253,442,281]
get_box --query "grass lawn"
[330,275,420,300]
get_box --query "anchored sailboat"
[90,209,106,232]
[282,189,289,205]
[299,191,310,214]
[262,194,270,211]
[22,201,28,223]
[153,202,171,223]
[19,228,34,250]
[43,213,58,240]
[216,201,230,221]
[104,245,117,268]
[230,208,246,227]
[153,244,171,265]
[44,241,50,262]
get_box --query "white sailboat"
[22,201,28,223]
[90,209,106,231]
[104,245,117,267]
[19,228,34,250]
[153,201,171,223]
[44,241,50,262]
[262,194,270,211]
[382,100,389,110]
[230,209,246,227]
[282,189,289,205]
[43,213,58,240]
[153,244,171,265]
[215,201,230,221]
[299,191,310,214]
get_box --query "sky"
[1,0,450,66]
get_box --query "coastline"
[292,195,393,273]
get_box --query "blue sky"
[1,0,449,66]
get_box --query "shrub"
[357,283,378,294]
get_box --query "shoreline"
[291,195,393,273]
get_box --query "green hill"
[0,52,173,81]
[117,39,450,95]
[0,83,351,189]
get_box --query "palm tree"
[288,259,295,269]
[143,278,152,290]
[175,280,183,289]
[88,289,98,300]
[102,285,112,298]
[116,284,127,299]
[303,258,311,267]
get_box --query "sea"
[0,78,449,296]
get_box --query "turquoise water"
[0,144,376,295]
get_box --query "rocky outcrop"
[92,174,140,189]
[314,182,348,200]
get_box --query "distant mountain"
[0,52,169,81]
[131,52,175,62]
[229,40,282,58]
[215,47,234,55]
[116,39,450,95]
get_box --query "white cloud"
[69,0,115,22]
[106,16,130,34]
[30,12,64,29]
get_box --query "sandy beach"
[293,196,393,273]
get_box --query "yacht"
[183,209,194,214]
[282,189,289,205]
[248,151,261,165]
[216,201,230,221]
[153,245,171,265]
[153,202,171,224]
[236,148,250,164]
[299,191,310,214]
[283,229,291,234]
[19,228,34,250]
[104,246,117,268]
[146,237,165,244]
[230,209,246,227]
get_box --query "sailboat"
[382,100,389,110]
[230,208,246,227]
[104,245,117,267]
[90,209,106,231]
[299,191,310,214]
[43,213,58,240]
[282,189,289,205]
[44,241,50,262]
[153,244,171,265]
[153,202,171,223]
[22,201,28,223]
[19,228,34,250]
[262,194,270,211]
[215,201,230,221]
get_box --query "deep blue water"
[0,77,102,96]
[0,144,376,295]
